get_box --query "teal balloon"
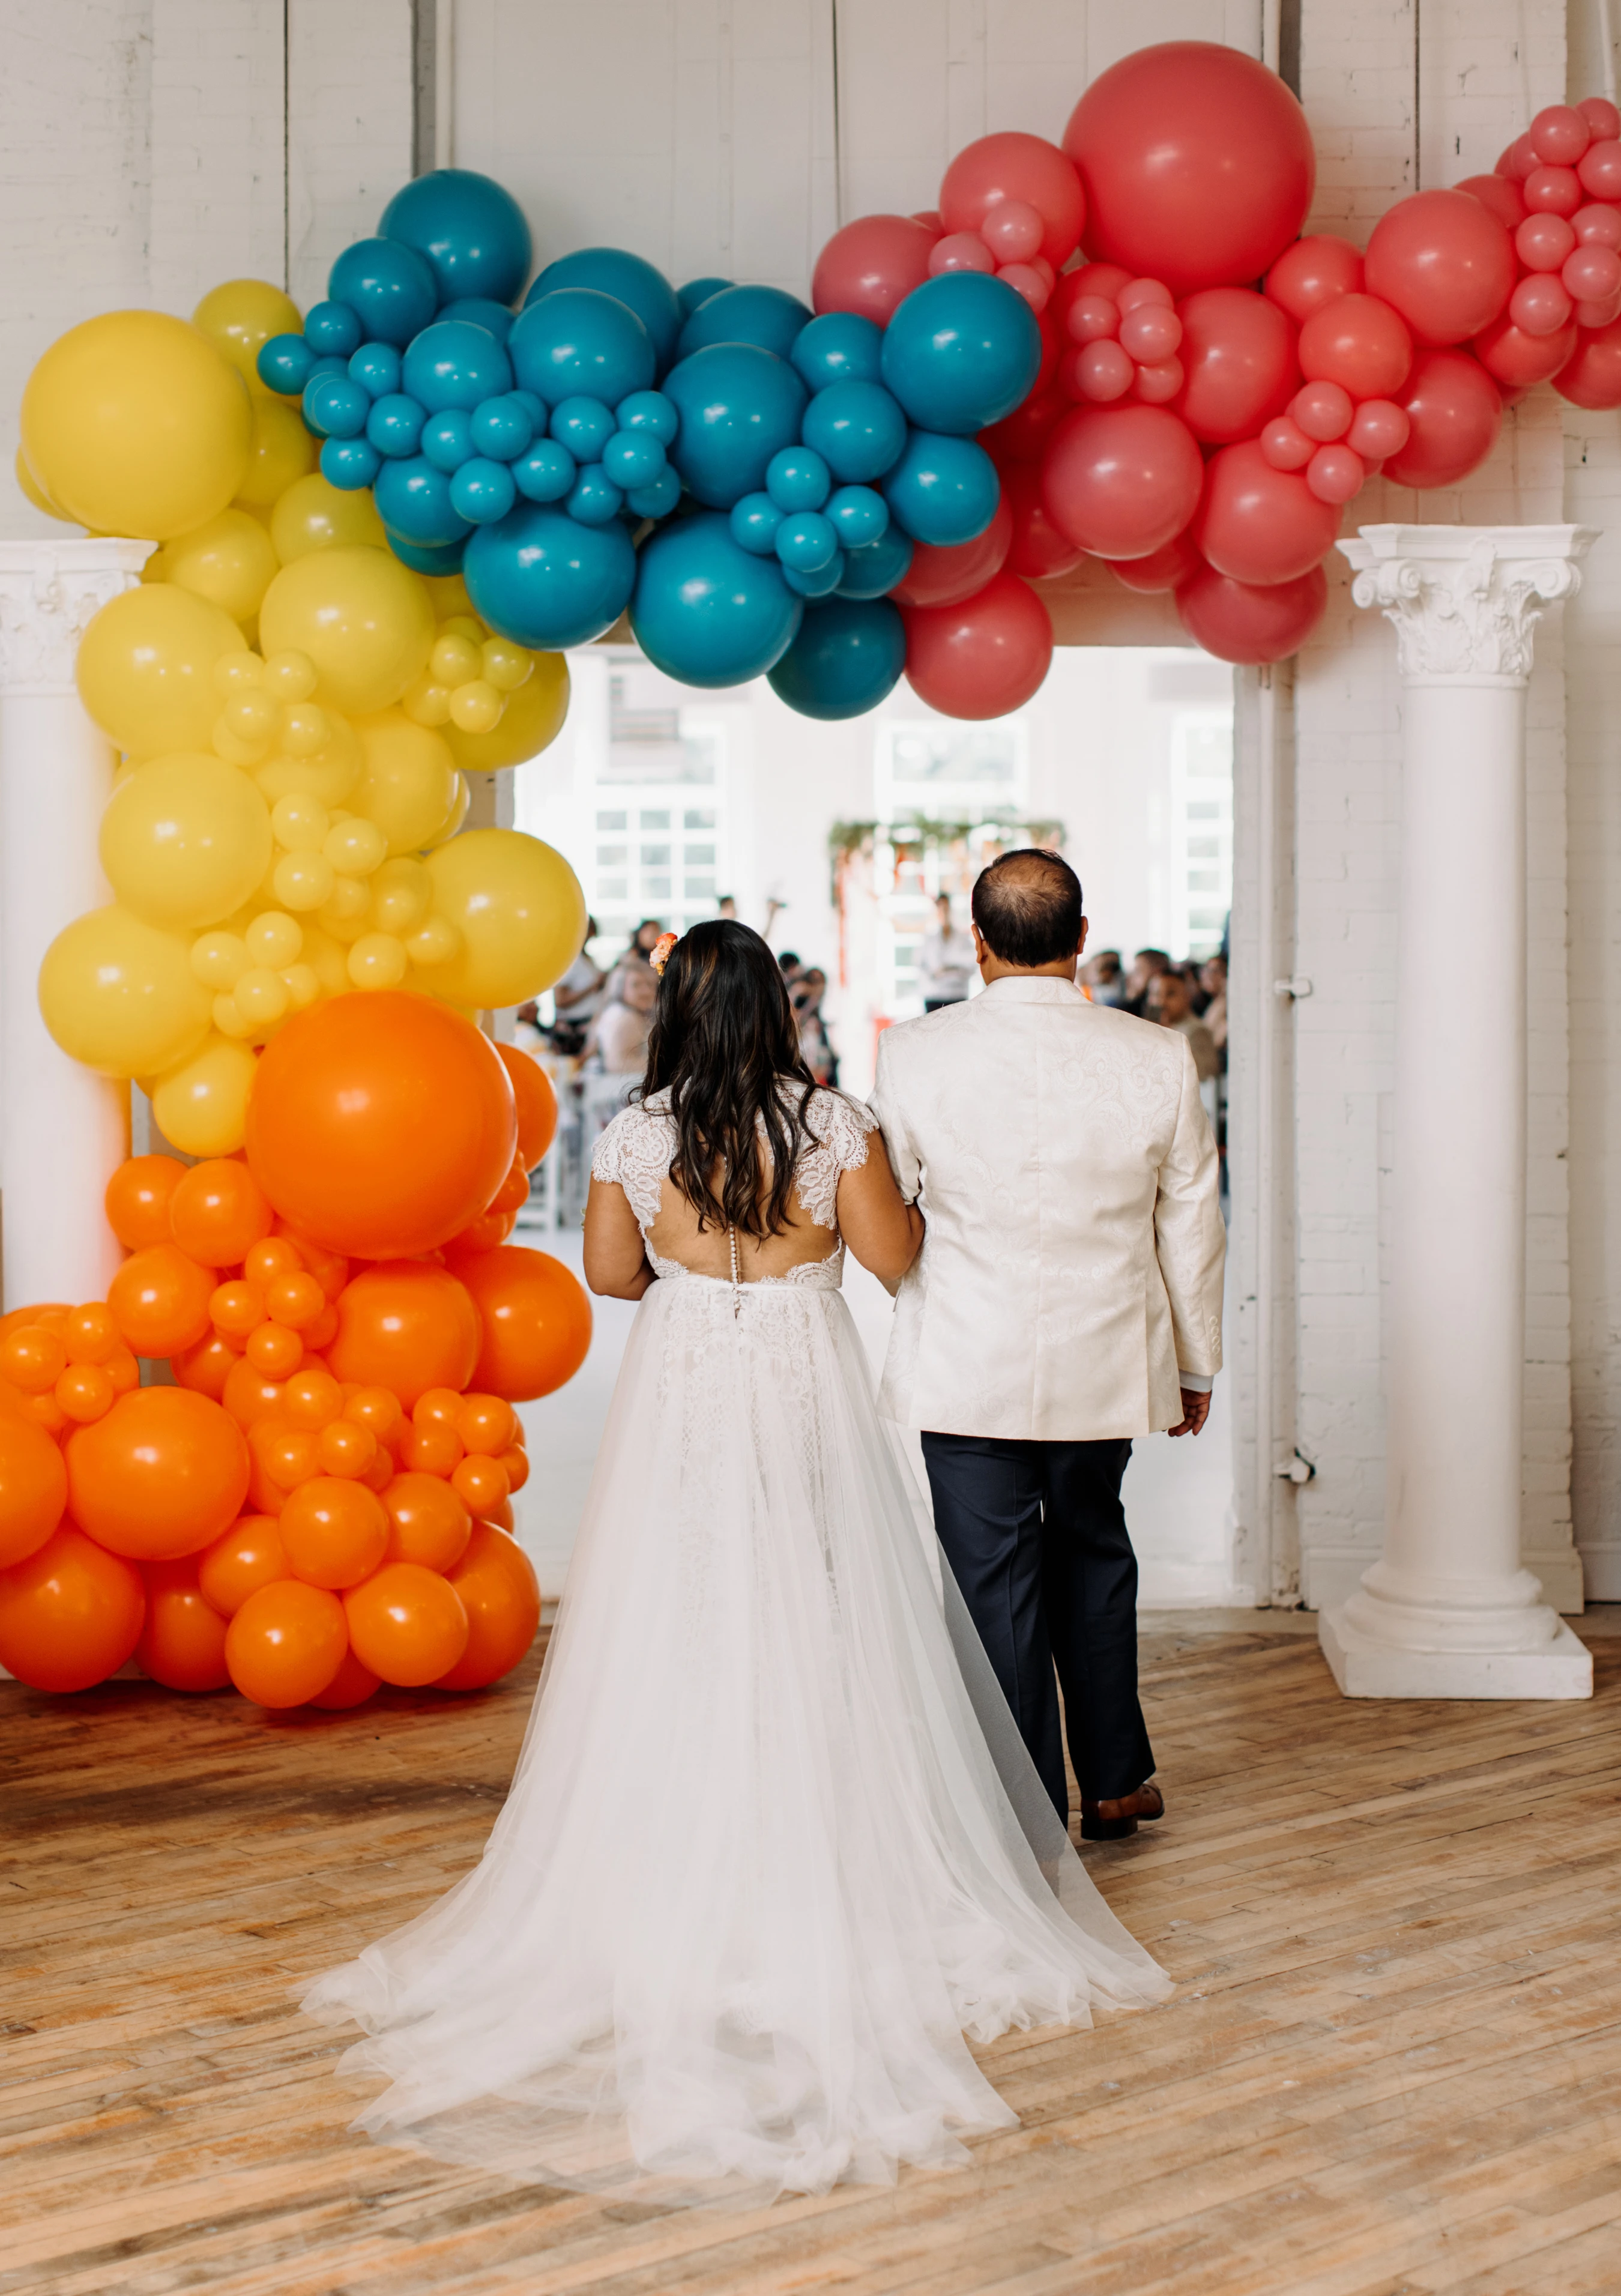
[678,276,732,318]
[305,301,362,358]
[321,437,381,491]
[791,312,884,391]
[465,504,637,649]
[303,373,369,440]
[663,343,807,509]
[615,389,677,442]
[730,493,783,556]
[765,448,830,512]
[626,465,680,519]
[549,396,615,462]
[259,335,315,394]
[328,237,437,347]
[509,288,654,410]
[567,465,624,525]
[381,168,533,304]
[469,394,534,461]
[838,524,913,600]
[801,379,908,482]
[603,430,665,488]
[775,510,838,573]
[827,484,889,548]
[450,458,518,524]
[348,342,403,399]
[525,249,683,371]
[782,555,844,600]
[768,597,906,719]
[675,282,814,361]
[420,408,474,472]
[385,530,467,575]
[439,297,516,342]
[880,273,1041,435]
[883,431,1000,546]
[367,393,426,458]
[513,440,576,502]
[373,456,472,548]
[631,512,802,687]
[402,319,513,412]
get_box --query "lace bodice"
[591,1086,878,1290]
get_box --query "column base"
[1318,1606,1592,1699]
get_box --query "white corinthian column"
[0,540,150,1310]
[1322,525,1593,1699]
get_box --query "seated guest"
[1147,967,1219,1081]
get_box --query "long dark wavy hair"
[638,920,821,1239]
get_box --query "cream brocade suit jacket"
[869,975,1227,1442]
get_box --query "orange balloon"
[491,1159,531,1218]
[381,1470,472,1572]
[344,1384,403,1439]
[495,1042,558,1170]
[244,1236,303,1288]
[345,1561,469,1686]
[104,1345,140,1396]
[283,1365,345,1428]
[106,1154,186,1250]
[498,1443,529,1494]
[108,1243,214,1357]
[0,1325,67,1394]
[445,1206,517,1255]
[222,1358,287,1429]
[402,1421,462,1476]
[250,1419,319,1490]
[307,1645,381,1710]
[1,1304,69,1337]
[279,1475,389,1589]
[66,1386,250,1560]
[174,1330,243,1400]
[318,1418,376,1479]
[0,1412,69,1568]
[210,1279,265,1339]
[29,1393,67,1439]
[435,1520,541,1691]
[56,1364,115,1424]
[225,1578,347,1706]
[0,1524,145,1691]
[198,1512,289,1615]
[450,1246,593,1401]
[265,1270,326,1330]
[273,1222,349,1301]
[169,1157,274,1268]
[325,1260,481,1409]
[456,1393,517,1455]
[451,1452,510,1520]
[246,1320,303,1378]
[244,991,518,1258]
[247,1454,288,1516]
[413,1385,464,1430]
[136,1557,231,1690]
[306,1302,339,1352]
[63,1304,119,1365]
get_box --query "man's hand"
[1168,1388,1212,1438]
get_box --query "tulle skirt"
[301,1272,1170,2206]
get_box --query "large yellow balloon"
[424,829,588,1008]
[77,584,244,758]
[150,1031,259,1156]
[258,547,433,716]
[444,651,570,773]
[22,312,252,540]
[253,709,361,808]
[39,905,212,1078]
[100,752,273,929]
[269,473,386,563]
[235,398,317,510]
[192,280,302,396]
[348,712,460,854]
[15,447,70,523]
[151,510,280,626]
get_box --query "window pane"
[683,808,716,830]
[639,809,671,829]
[641,842,671,867]
[596,809,628,831]
[596,843,627,866]
[683,842,716,865]
[596,876,628,901]
[685,874,716,898]
[643,874,672,899]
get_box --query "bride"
[303,920,1170,2205]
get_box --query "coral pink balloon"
[1509,273,1574,336]
[1456,175,1528,232]
[1298,292,1414,399]
[1524,166,1581,216]
[1063,43,1314,296]
[1554,315,1621,408]
[1563,243,1621,303]
[940,134,1085,270]
[890,491,1013,608]
[1261,415,1315,470]
[1176,561,1328,665]
[1516,212,1577,271]
[1577,289,1621,329]
[1473,313,1577,390]
[1103,531,1204,593]
[1193,440,1341,587]
[1530,105,1591,167]
[1305,443,1365,504]
[996,262,1050,313]
[1496,133,1539,182]
[1386,348,1503,486]
[1001,463,1084,581]
[1042,403,1205,561]
[1574,202,1621,249]
[902,572,1053,721]
[811,214,938,325]
[1365,190,1515,346]
[1132,358,1185,405]
[1580,97,1621,140]
[929,232,995,276]
[977,379,1069,467]
[1578,139,1621,199]
[1265,235,1365,322]
[980,199,1045,264]
[1118,279,1174,312]
[1066,295,1121,344]
[1066,340,1133,402]
[1171,288,1299,444]
[1290,379,1354,442]
[1118,304,1182,363]
[1346,398,1411,459]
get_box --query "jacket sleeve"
[1153,1035,1225,1380]
[869,1031,921,1203]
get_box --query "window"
[684,842,716,865]
[640,809,671,830]
[684,874,716,898]
[596,809,628,831]
[644,874,672,900]
[596,875,628,901]
[684,808,716,830]
[596,843,627,866]
[640,843,672,867]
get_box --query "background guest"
[1123,947,1173,1017]
[919,892,976,1011]
[792,966,838,1084]
[1083,950,1124,1006]
[1147,967,1219,1081]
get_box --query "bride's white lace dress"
[301,1087,1170,2205]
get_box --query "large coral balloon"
[901,572,1054,721]
[1042,404,1204,561]
[812,216,938,325]
[136,1558,231,1692]
[1176,561,1329,665]
[325,1261,484,1409]
[495,1043,558,1170]
[0,1412,69,1569]
[67,1386,250,1560]
[1386,349,1503,486]
[434,1520,542,1690]
[0,1524,145,1693]
[1063,44,1315,296]
[245,992,518,1258]
[451,1245,593,1400]
[940,134,1086,270]
[1365,190,1515,349]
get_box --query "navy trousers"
[920,1431,1155,1822]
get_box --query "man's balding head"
[971,848,1084,970]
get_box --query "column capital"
[0,539,152,698]
[1338,524,1594,684]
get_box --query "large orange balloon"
[173,1330,241,1400]
[225,1578,348,1706]
[67,1387,250,1560]
[381,1470,472,1572]
[222,1358,288,1430]
[244,991,518,1258]
[106,1154,186,1249]
[450,1246,592,1401]
[325,1261,482,1409]
[197,1513,288,1615]
[279,1476,390,1589]
[495,1043,558,1170]
[307,1646,381,1710]
[0,1412,68,1568]
[136,1557,231,1690]
[0,1524,145,1692]
[168,1158,274,1267]
[435,1521,541,1691]
[346,1562,469,1686]
[108,1243,214,1358]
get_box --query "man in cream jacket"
[871,850,1225,1842]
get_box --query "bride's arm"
[583,1177,657,1299]
[837,1150,925,1295]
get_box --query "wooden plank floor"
[5,1623,1620,2296]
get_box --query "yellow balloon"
[15,447,70,523]
[39,905,213,1077]
[424,573,478,621]
[253,708,361,808]
[158,509,280,625]
[258,546,433,716]
[100,752,273,930]
[77,583,244,758]
[424,829,588,1008]
[298,922,352,998]
[149,1031,259,1156]
[426,772,471,848]
[22,311,252,540]
[269,472,386,564]
[191,280,302,396]
[235,397,318,510]
[349,711,460,854]
[347,932,409,990]
[444,651,570,773]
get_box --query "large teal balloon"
[381,168,533,305]
[767,597,906,719]
[509,288,654,409]
[402,319,513,412]
[631,512,802,687]
[791,312,884,391]
[802,379,908,482]
[328,238,438,348]
[880,272,1042,435]
[675,283,813,361]
[883,431,1001,546]
[663,343,807,509]
[837,524,914,600]
[465,503,636,648]
[374,455,472,548]
[525,248,683,371]
[385,530,468,575]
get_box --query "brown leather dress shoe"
[1078,1780,1165,1842]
